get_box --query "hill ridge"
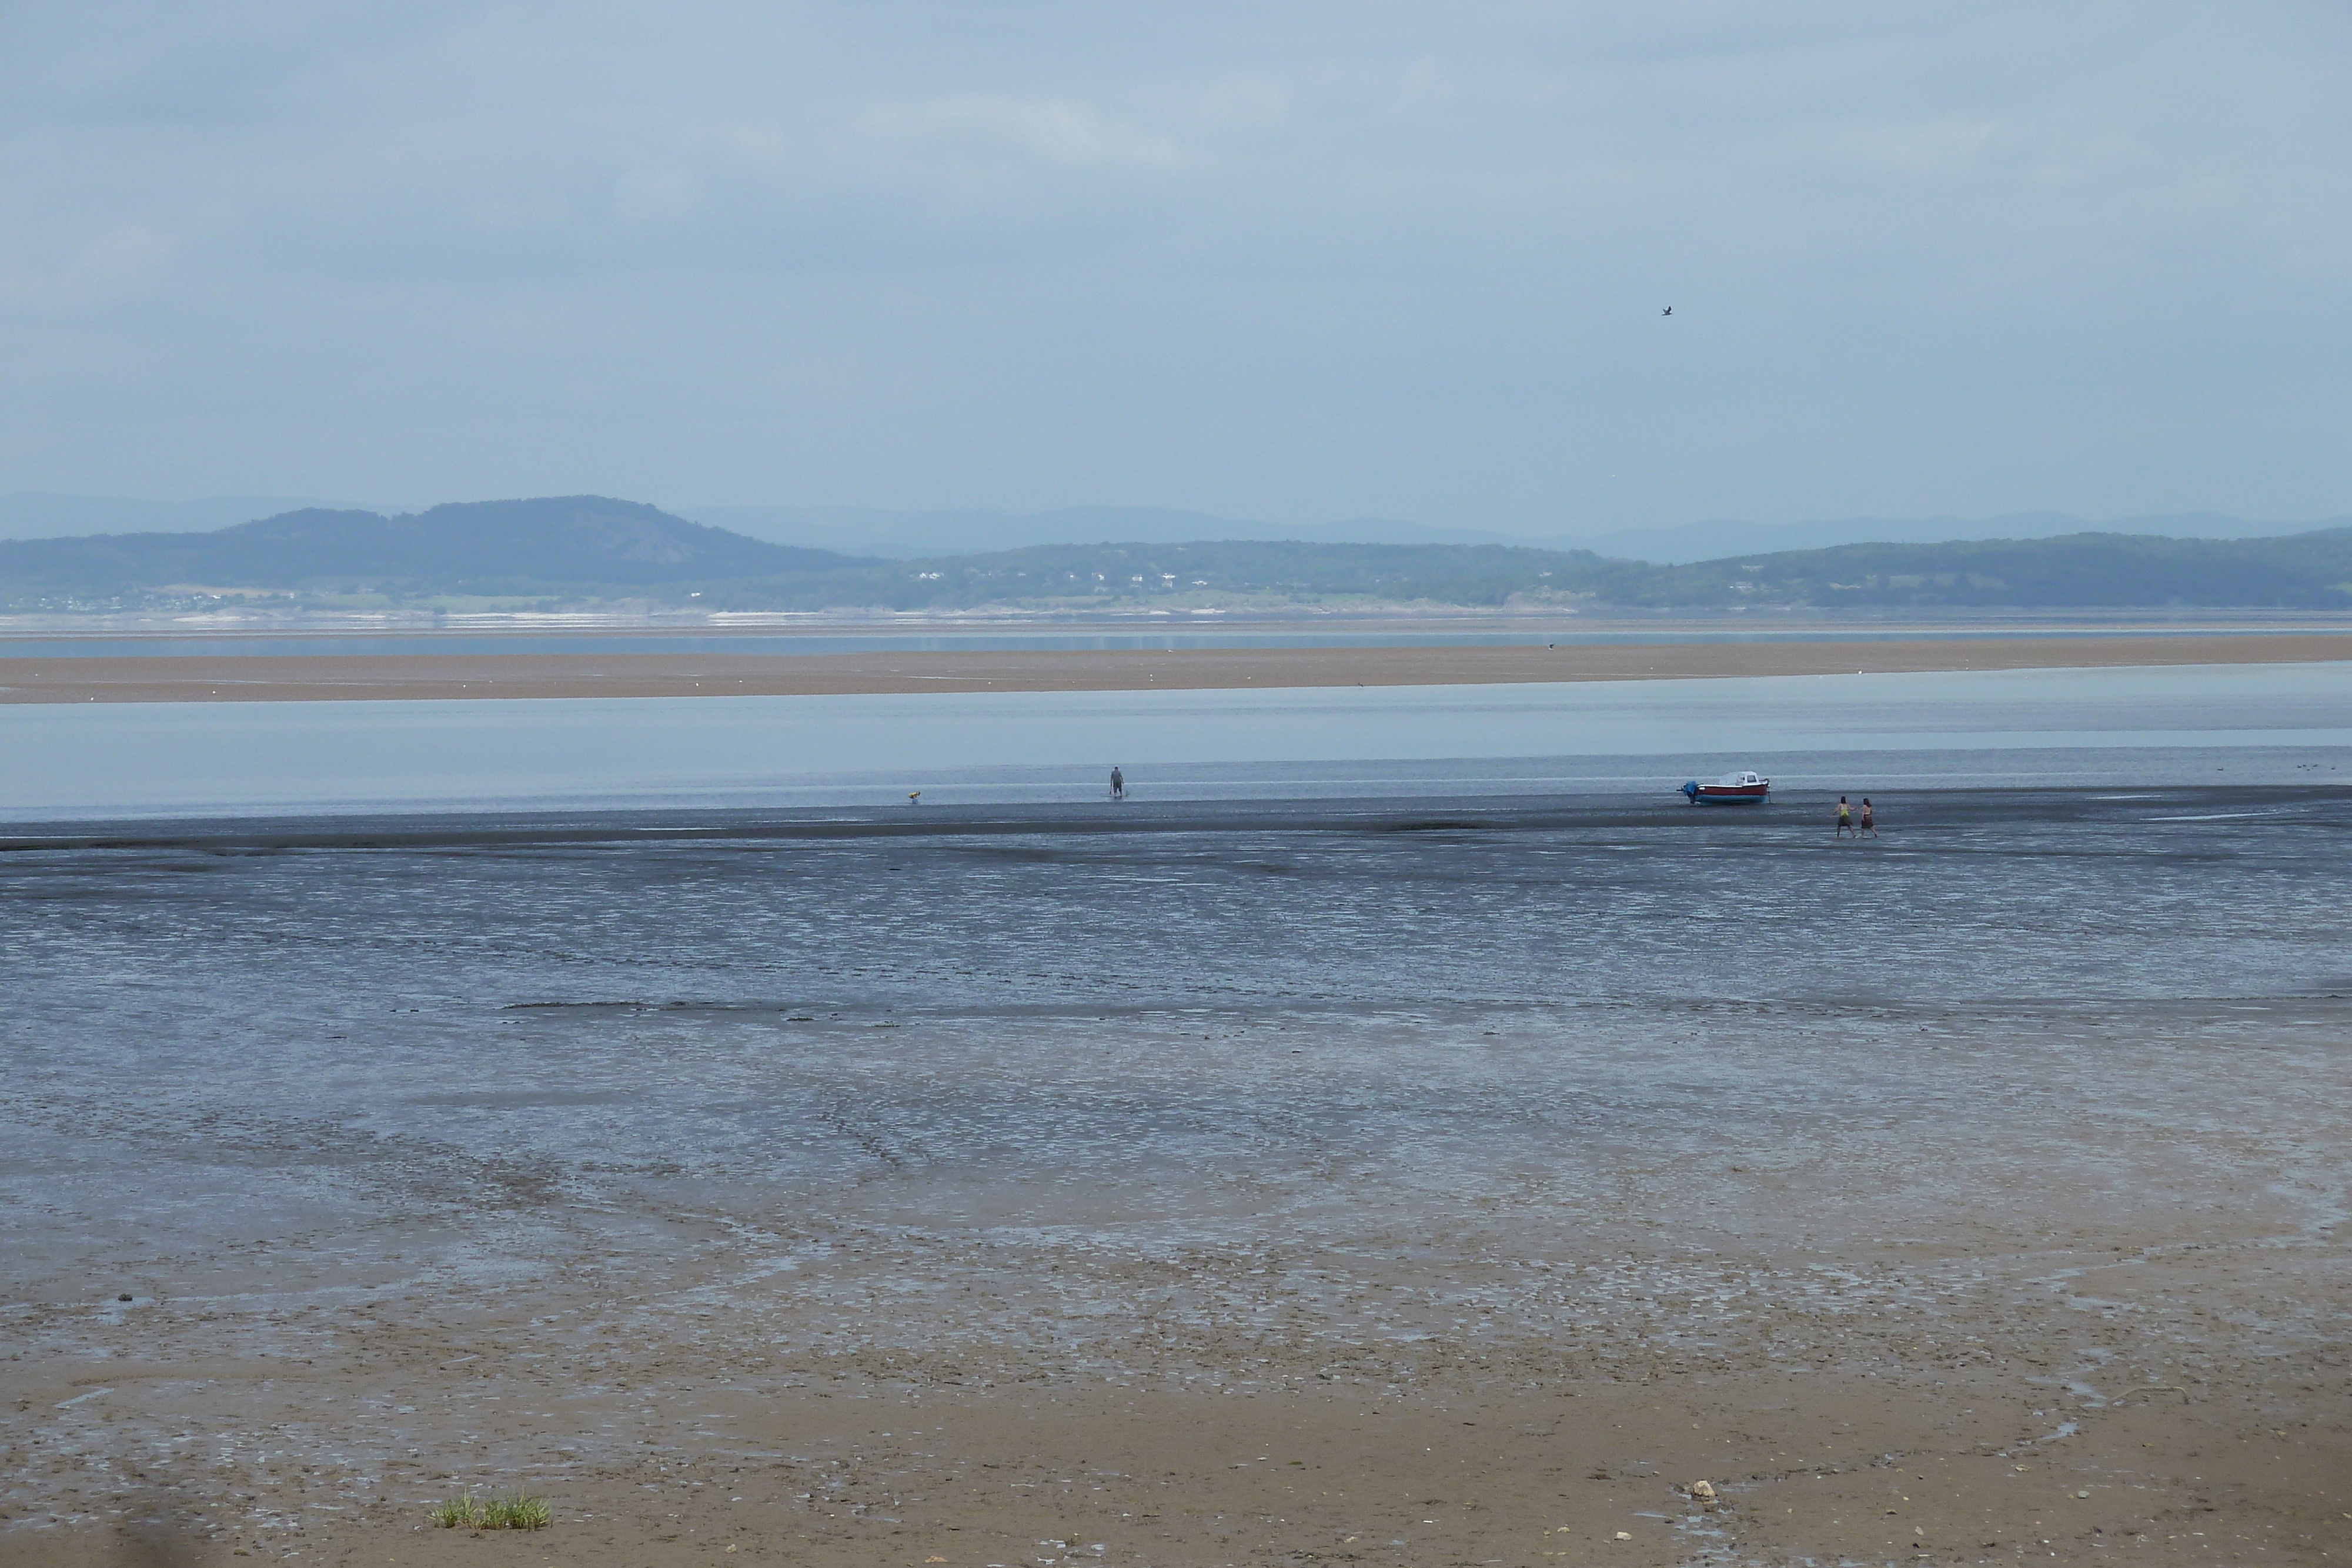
[4,497,2351,613]
[0,495,872,600]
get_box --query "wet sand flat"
[4,630,2351,702]
[5,792,2349,1566]
[11,1357,2339,1568]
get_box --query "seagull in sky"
[1661,306,1672,316]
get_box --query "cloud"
[0,0,2346,529]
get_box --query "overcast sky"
[2,2,2347,537]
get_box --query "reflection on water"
[1,662,2347,820]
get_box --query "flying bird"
[1661,306,1673,316]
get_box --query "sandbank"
[3,631,2350,703]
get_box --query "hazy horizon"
[1,491,2346,564]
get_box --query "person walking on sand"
[1859,797,1876,838]
[1835,795,1853,838]
[1110,765,1125,802]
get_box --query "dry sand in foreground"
[9,1368,2340,1568]
[2,631,2350,703]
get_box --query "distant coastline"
[7,495,2352,617]
[4,630,2347,704]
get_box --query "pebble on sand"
[1689,1480,1716,1502]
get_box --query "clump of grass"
[483,1491,552,1530]
[429,1488,551,1530]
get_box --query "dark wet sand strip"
[2,631,2350,702]
[1,784,2333,855]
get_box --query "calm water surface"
[2,663,2349,820]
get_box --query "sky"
[2,2,2347,541]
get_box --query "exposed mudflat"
[4,788,2348,1565]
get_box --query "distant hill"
[683,531,2352,613]
[4,496,2351,613]
[0,496,873,603]
[15,490,2347,561]
[1571,511,2352,564]
[1581,530,2352,611]
[682,502,2352,562]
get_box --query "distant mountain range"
[14,492,2347,561]
[1566,511,2352,564]
[681,504,2352,561]
[4,494,2351,614]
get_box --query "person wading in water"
[1835,795,1854,838]
[1859,797,1876,838]
[1110,766,1125,802]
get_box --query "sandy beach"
[2,631,2350,703]
[13,1332,2340,1568]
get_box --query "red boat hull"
[1681,776,1771,805]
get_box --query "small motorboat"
[1681,771,1770,805]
